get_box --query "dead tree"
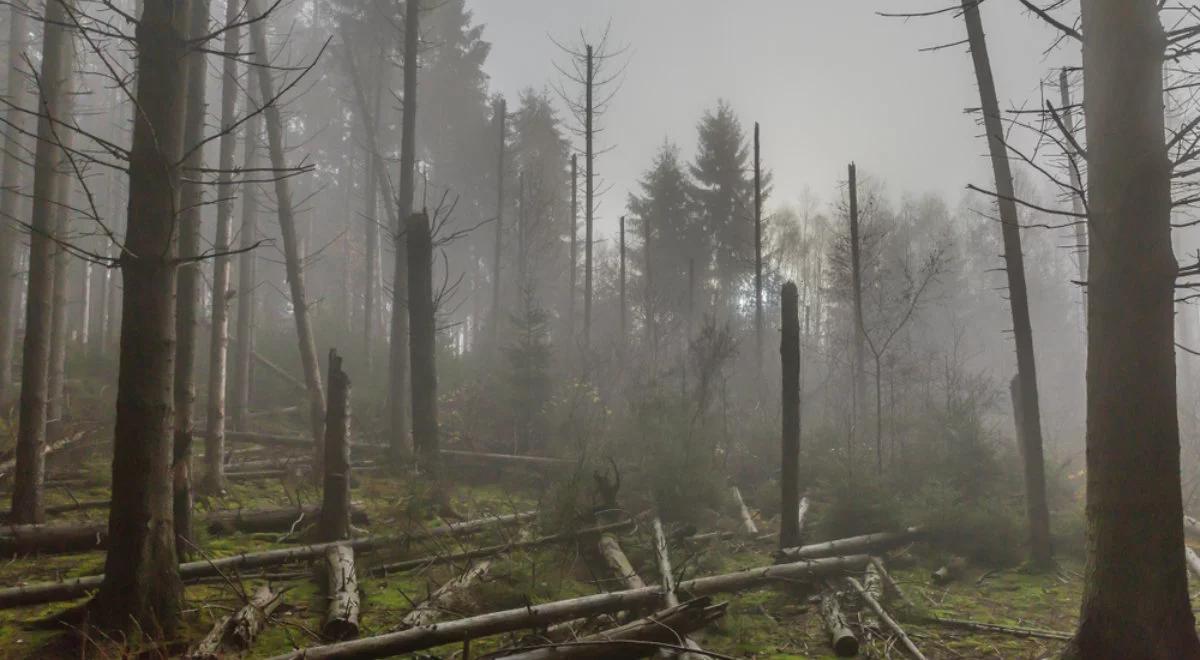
[489,97,506,353]
[323,545,360,640]
[754,122,764,371]
[847,162,867,424]
[189,585,283,659]
[11,0,78,525]
[569,152,577,344]
[583,44,594,350]
[408,211,439,476]
[204,1,242,494]
[1063,0,1200,656]
[89,0,191,636]
[231,83,261,432]
[388,0,420,463]
[819,586,859,657]
[320,350,352,541]
[960,0,1052,568]
[47,197,71,429]
[0,0,29,410]
[1059,67,1087,310]
[619,214,627,344]
[248,0,326,462]
[780,281,801,548]
[174,0,212,558]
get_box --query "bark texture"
[0,0,28,410]
[780,281,801,548]
[407,211,439,475]
[320,349,352,541]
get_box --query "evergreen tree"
[504,285,552,454]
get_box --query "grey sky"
[469,0,1075,233]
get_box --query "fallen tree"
[484,597,727,660]
[264,554,871,659]
[777,527,922,562]
[0,511,535,608]
[323,545,360,640]
[188,585,284,659]
[401,559,493,628]
[819,585,858,657]
[846,576,925,660]
[730,486,758,535]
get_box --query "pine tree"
[691,100,753,313]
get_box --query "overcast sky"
[468,1,1075,234]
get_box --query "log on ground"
[819,586,858,657]
[188,585,283,659]
[777,527,922,562]
[323,545,360,641]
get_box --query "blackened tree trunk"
[642,188,655,371]
[0,0,28,410]
[583,45,594,352]
[174,0,211,558]
[390,0,419,463]
[489,97,505,352]
[754,123,764,374]
[11,0,77,525]
[231,84,260,432]
[407,212,438,476]
[204,4,242,494]
[90,0,190,636]
[319,349,352,541]
[780,281,801,548]
[47,198,71,429]
[960,0,1052,568]
[1064,1,1200,657]
[619,215,626,345]
[847,163,866,422]
[248,0,326,461]
[569,153,577,346]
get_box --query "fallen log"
[253,350,307,393]
[264,554,871,659]
[0,431,88,482]
[846,576,925,659]
[324,545,360,641]
[927,616,1071,641]
[0,511,535,608]
[860,559,884,630]
[441,449,573,467]
[778,527,922,562]
[485,597,727,660]
[188,585,284,659]
[226,431,313,448]
[869,557,918,611]
[819,585,858,657]
[207,505,369,535]
[931,556,967,585]
[370,520,634,576]
[730,486,758,535]
[651,517,705,659]
[597,532,646,591]
[401,559,494,628]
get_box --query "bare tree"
[0,0,29,410]
[780,281,800,548]
[231,83,261,433]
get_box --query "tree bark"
[847,163,866,425]
[320,349,352,541]
[846,576,925,660]
[960,0,1053,569]
[204,0,241,495]
[1064,0,1200,656]
[189,585,283,659]
[247,0,326,461]
[1059,67,1088,313]
[231,82,261,432]
[583,45,594,352]
[0,0,29,411]
[754,122,764,372]
[174,0,212,559]
[389,0,419,463]
[780,281,801,548]
[90,0,191,637]
[11,0,77,526]
[777,527,922,561]
[618,215,626,344]
[408,211,439,475]
[47,197,71,429]
[819,587,859,657]
[490,98,506,352]
[730,486,758,535]
[569,152,577,347]
[323,545,360,640]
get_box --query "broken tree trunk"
[860,558,884,630]
[320,350,352,541]
[846,576,925,660]
[819,586,859,657]
[731,486,758,535]
[780,281,801,548]
[0,511,535,608]
[1186,546,1200,579]
[598,532,646,591]
[264,554,871,659]
[247,0,326,463]
[930,616,1071,641]
[651,516,705,658]
[207,505,369,535]
[407,211,439,476]
[323,545,360,641]
[401,559,493,628]
[777,527,922,561]
[188,585,283,659]
[486,597,727,660]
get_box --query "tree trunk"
[323,545,360,640]
[320,349,352,541]
[0,0,29,411]
[1064,0,1200,657]
[231,83,261,432]
[248,0,326,461]
[490,97,506,352]
[90,0,191,637]
[960,0,1053,569]
[388,0,420,464]
[11,0,77,525]
[583,45,594,352]
[569,152,577,347]
[598,532,645,591]
[846,576,926,659]
[730,486,758,535]
[204,0,241,495]
[408,211,439,476]
[777,527,922,561]
[47,188,71,430]
[847,163,866,429]
[780,281,801,548]
[618,215,626,345]
[819,587,859,657]
[1059,67,1088,312]
[402,559,494,628]
[754,122,764,372]
[174,0,211,558]
[188,585,283,659]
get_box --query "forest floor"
[0,411,1109,659]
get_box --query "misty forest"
[0,0,1194,657]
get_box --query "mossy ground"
[0,409,1118,659]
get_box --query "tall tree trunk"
[643,192,655,372]
[204,4,242,494]
[248,0,326,460]
[320,349,352,541]
[361,60,381,371]
[90,0,191,636]
[174,0,211,559]
[583,45,594,352]
[754,122,764,374]
[1059,68,1088,313]
[47,197,71,429]
[489,97,505,352]
[780,281,801,549]
[390,0,419,463]
[569,153,577,347]
[407,212,438,476]
[0,0,28,410]
[847,163,866,426]
[231,84,261,432]
[619,215,626,347]
[1064,1,1200,657]
[960,0,1053,568]
[11,0,77,525]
